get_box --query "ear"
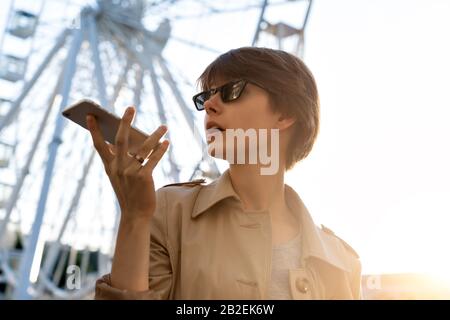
[277,115,296,131]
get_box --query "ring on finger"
[134,154,145,164]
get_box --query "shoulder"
[157,178,206,199]
[151,178,207,236]
[154,178,207,215]
[316,225,362,298]
[162,178,207,188]
[316,224,361,282]
[319,224,360,259]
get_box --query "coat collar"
[192,169,353,273]
[192,168,239,218]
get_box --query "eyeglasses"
[192,79,250,111]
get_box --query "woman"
[90,47,362,300]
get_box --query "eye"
[223,81,245,101]
[201,90,213,101]
[230,84,243,99]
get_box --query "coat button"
[295,278,309,294]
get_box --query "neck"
[228,163,287,214]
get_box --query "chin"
[208,144,250,164]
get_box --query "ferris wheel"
[0,0,312,300]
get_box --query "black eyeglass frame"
[192,79,258,111]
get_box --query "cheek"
[242,113,277,130]
[234,105,275,129]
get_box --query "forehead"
[200,63,243,90]
[203,75,235,90]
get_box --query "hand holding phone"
[62,99,150,154]
[63,99,170,218]
[81,103,170,292]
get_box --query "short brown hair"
[198,47,320,171]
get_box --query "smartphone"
[62,99,149,154]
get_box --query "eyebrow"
[206,77,235,90]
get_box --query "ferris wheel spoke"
[146,55,181,181]
[0,28,70,133]
[85,13,108,108]
[169,36,222,54]
[156,56,221,178]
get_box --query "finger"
[86,115,113,164]
[135,125,168,159]
[107,143,116,156]
[127,141,161,172]
[115,106,135,172]
[110,145,136,160]
[141,139,170,173]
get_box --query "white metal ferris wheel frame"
[0,1,221,299]
[0,0,313,300]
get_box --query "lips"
[206,128,223,142]
[206,121,225,131]
[205,120,225,145]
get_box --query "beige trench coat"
[95,169,362,300]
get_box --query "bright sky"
[287,0,450,278]
[1,0,450,282]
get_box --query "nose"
[204,92,222,115]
